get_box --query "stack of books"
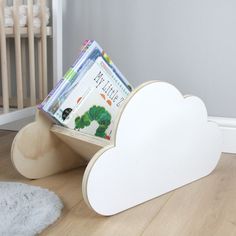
[39,40,132,140]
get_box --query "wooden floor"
[1,130,236,236]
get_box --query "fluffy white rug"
[0,182,63,236]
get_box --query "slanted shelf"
[51,125,110,162]
[10,107,115,179]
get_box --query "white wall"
[62,0,236,118]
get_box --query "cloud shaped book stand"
[11,81,222,216]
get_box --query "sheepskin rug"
[0,182,63,236]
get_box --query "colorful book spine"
[46,47,102,116]
[38,39,95,111]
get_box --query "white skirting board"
[209,116,236,154]
[0,116,35,131]
[0,107,35,131]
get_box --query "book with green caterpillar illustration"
[63,88,113,139]
[39,40,132,140]
[58,55,131,140]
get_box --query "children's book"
[38,40,93,111]
[55,55,131,139]
[39,40,132,139]
[39,40,132,115]
[63,88,114,140]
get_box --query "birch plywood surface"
[1,130,236,236]
[11,111,86,179]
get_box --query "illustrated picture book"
[39,40,132,139]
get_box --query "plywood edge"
[82,145,114,210]
[82,81,156,209]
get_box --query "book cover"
[38,40,132,140]
[41,41,132,118]
[54,55,130,128]
[63,88,114,140]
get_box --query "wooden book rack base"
[11,81,222,216]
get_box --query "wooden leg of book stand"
[11,110,86,179]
